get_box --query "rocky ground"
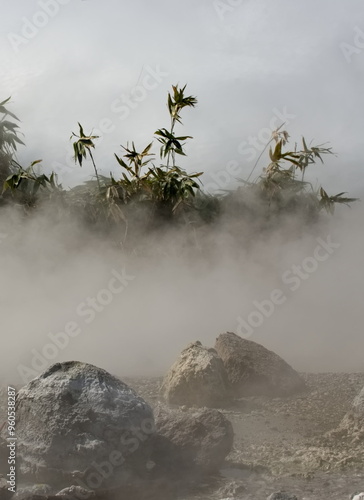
[124,372,364,500]
[1,372,363,500]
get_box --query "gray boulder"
[215,332,306,397]
[5,361,155,492]
[152,405,234,475]
[161,341,230,407]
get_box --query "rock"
[5,361,155,492]
[214,332,306,397]
[14,484,53,500]
[334,385,364,441]
[152,405,234,475]
[218,480,246,498]
[55,485,95,498]
[267,493,298,500]
[352,385,364,421]
[161,341,230,407]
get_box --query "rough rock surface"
[152,405,234,474]
[1,372,364,500]
[4,361,155,491]
[161,341,230,407]
[214,332,306,397]
[55,485,96,498]
[13,484,53,500]
[267,493,298,500]
[351,385,364,426]
[330,384,364,443]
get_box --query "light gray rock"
[152,405,234,474]
[353,386,364,418]
[215,332,306,397]
[336,385,364,440]
[55,485,95,498]
[161,341,230,407]
[7,361,155,492]
[217,480,246,498]
[351,493,364,500]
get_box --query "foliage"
[0,97,25,186]
[71,123,101,191]
[155,84,197,168]
[111,84,202,220]
[3,161,63,207]
[240,129,359,217]
[0,86,359,242]
[319,187,358,215]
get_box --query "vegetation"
[0,85,358,247]
[0,97,24,192]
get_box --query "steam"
[1,198,363,387]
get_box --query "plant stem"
[246,138,273,183]
[88,149,101,192]
[167,116,176,169]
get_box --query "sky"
[1,0,364,384]
[1,0,364,195]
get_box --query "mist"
[1,195,363,388]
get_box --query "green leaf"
[31,159,43,167]
[141,142,153,156]
[0,96,11,107]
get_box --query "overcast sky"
[1,0,364,195]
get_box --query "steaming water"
[0,201,363,499]
[1,202,363,388]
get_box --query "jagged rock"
[217,480,246,498]
[4,361,155,492]
[334,385,364,442]
[352,385,364,421]
[267,491,297,500]
[161,341,230,407]
[55,485,95,498]
[351,493,364,500]
[215,332,306,397]
[152,405,234,475]
[267,493,298,500]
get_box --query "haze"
[0,0,363,386]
